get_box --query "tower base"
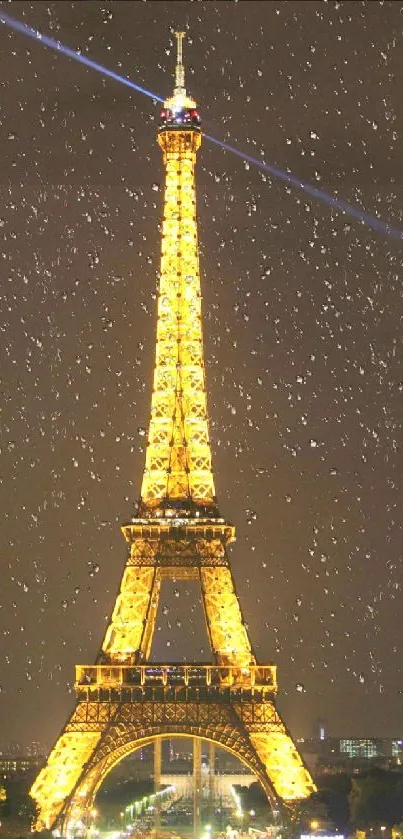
[31,664,315,833]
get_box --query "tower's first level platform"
[75,662,277,701]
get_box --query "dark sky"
[0,0,402,753]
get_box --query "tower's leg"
[154,736,162,839]
[101,564,161,661]
[30,705,106,831]
[193,737,202,839]
[233,701,315,802]
[208,741,215,827]
[200,566,254,668]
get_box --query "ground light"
[1,9,402,242]
[231,786,244,822]
[124,784,175,822]
[301,835,345,839]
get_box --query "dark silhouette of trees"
[315,773,352,830]
[235,770,403,833]
[349,768,403,828]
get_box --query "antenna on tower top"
[174,31,186,95]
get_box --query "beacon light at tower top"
[1,10,400,240]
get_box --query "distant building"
[391,739,403,764]
[299,736,403,776]
[1,742,22,757]
[0,756,44,779]
[313,718,328,743]
[26,741,47,758]
[340,739,379,759]
[161,770,255,801]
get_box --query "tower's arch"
[62,729,277,835]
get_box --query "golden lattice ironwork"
[141,125,214,509]
[30,34,315,834]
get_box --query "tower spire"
[163,31,196,112]
[174,31,186,96]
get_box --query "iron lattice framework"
[30,35,315,833]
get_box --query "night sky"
[0,0,402,754]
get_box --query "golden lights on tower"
[30,34,315,834]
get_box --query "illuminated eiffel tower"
[31,34,315,834]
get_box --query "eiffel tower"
[30,33,315,834]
